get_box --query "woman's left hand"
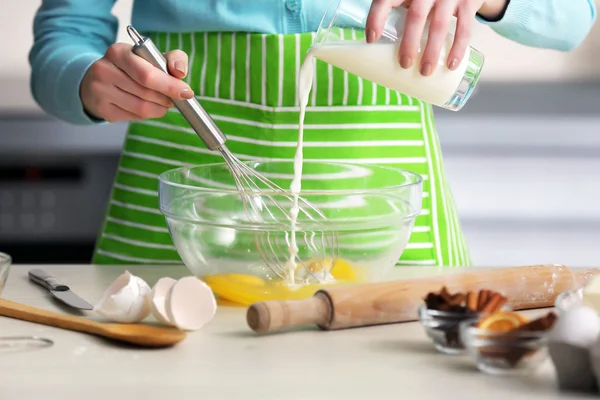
[366,0,486,76]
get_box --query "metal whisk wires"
[218,147,339,283]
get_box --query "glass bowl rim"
[0,252,11,268]
[158,160,423,196]
[459,319,549,341]
[417,302,481,319]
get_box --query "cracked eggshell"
[165,277,217,331]
[150,277,177,326]
[94,271,152,323]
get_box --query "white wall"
[1,0,599,113]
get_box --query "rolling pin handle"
[247,293,332,333]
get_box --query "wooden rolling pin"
[247,264,598,333]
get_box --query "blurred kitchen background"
[1,1,599,266]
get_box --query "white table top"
[0,264,583,399]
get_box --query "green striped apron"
[92,31,472,268]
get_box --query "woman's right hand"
[80,43,194,122]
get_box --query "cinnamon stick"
[481,294,507,313]
[466,291,478,312]
[477,290,490,311]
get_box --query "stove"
[0,115,126,263]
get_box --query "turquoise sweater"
[29,0,597,125]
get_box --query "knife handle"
[28,269,69,292]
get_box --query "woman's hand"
[80,43,194,122]
[366,0,505,76]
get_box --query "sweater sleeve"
[29,0,118,125]
[476,0,597,51]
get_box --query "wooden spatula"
[0,298,186,348]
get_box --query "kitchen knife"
[28,269,94,311]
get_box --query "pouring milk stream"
[285,56,315,285]
[286,2,484,285]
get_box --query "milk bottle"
[311,0,484,110]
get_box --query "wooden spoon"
[0,298,186,348]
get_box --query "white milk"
[311,38,470,107]
[286,55,316,285]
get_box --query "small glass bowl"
[459,319,549,375]
[0,252,11,297]
[554,288,583,315]
[418,303,480,355]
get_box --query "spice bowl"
[418,303,480,354]
[459,319,550,375]
[418,287,511,355]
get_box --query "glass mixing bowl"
[159,160,422,305]
[0,252,12,296]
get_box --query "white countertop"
[0,264,584,399]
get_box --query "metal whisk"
[127,26,338,284]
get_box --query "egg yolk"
[202,258,363,306]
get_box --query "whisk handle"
[246,292,333,333]
[126,25,226,151]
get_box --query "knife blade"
[28,269,94,311]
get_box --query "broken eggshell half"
[94,271,217,330]
[94,271,152,323]
[163,277,217,331]
[150,277,177,326]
